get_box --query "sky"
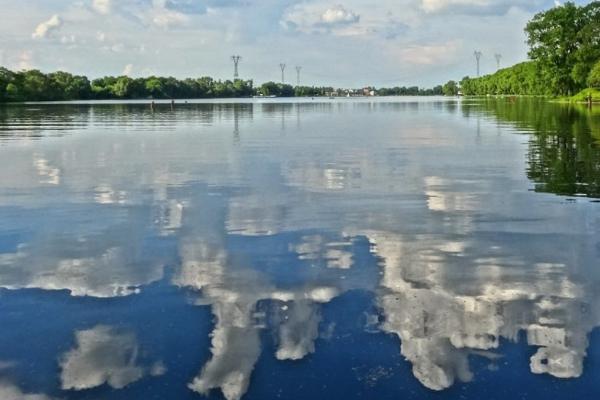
[0,0,594,87]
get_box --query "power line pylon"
[494,53,502,70]
[474,51,483,77]
[295,66,302,86]
[231,55,241,79]
[280,63,286,84]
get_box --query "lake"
[0,97,599,400]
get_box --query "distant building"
[362,87,376,96]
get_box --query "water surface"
[0,97,599,399]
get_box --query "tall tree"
[525,1,600,95]
[573,2,600,87]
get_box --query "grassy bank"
[569,88,600,103]
[553,88,600,103]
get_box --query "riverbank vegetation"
[0,67,444,102]
[0,69,260,101]
[457,2,600,98]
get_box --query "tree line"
[0,69,258,101]
[453,1,600,97]
[0,67,446,102]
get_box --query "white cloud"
[281,3,360,35]
[17,51,34,70]
[422,0,487,13]
[92,0,112,15]
[147,1,190,28]
[321,5,360,24]
[420,0,547,14]
[122,63,134,76]
[397,40,461,65]
[32,15,62,39]
[109,43,126,53]
[60,35,76,44]
[153,11,189,28]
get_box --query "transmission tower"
[231,55,241,79]
[494,53,502,70]
[474,51,482,77]
[295,66,302,86]
[280,63,286,84]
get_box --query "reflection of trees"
[462,98,600,197]
[527,131,600,197]
[0,105,91,140]
[0,103,259,142]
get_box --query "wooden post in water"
[588,94,593,108]
[150,101,155,112]
[171,99,175,111]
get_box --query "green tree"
[0,67,12,101]
[588,60,600,88]
[458,62,550,96]
[5,83,20,101]
[48,71,91,100]
[572,2,600,88]
[91,77,117,99]
[145,77,164,98]
[111,76,134,98]
[259,82,281,96]
[525,1,600,95]
[21,70,52,100]
[232,79,253,97]
[196,77,214,97]
[442,80,459,96]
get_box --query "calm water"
[0,97,599,400]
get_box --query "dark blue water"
[0,98,599,399]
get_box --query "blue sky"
[0,0,594,87]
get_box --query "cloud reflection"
[0,101,599,398]
[60,325,165,390]
[0,381,54,400]
[0,244,164,298]
[173,196,360,399]
[369,228,597,389]
[175,234,343,400]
